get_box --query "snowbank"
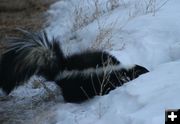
[1,0,180,124]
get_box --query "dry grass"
[90,26,114,50]
[0,0,56,39]
[72,0,121,32]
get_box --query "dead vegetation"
[0,0,56,40]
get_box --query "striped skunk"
[0,30,149,103]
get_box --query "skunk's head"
[126,65,149,80]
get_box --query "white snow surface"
[44,0,180,123]
[1,0,180,124]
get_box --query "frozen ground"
[1,0,180,123]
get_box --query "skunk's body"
[56,64,148,103]
[0,30,149,103]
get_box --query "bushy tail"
[0,29,64,94]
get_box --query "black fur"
[55,65,149,103]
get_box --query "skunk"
[0,29,120,94]
[0,30,149,103]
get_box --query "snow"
[1,0,180,123]
[45,0,180,123]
